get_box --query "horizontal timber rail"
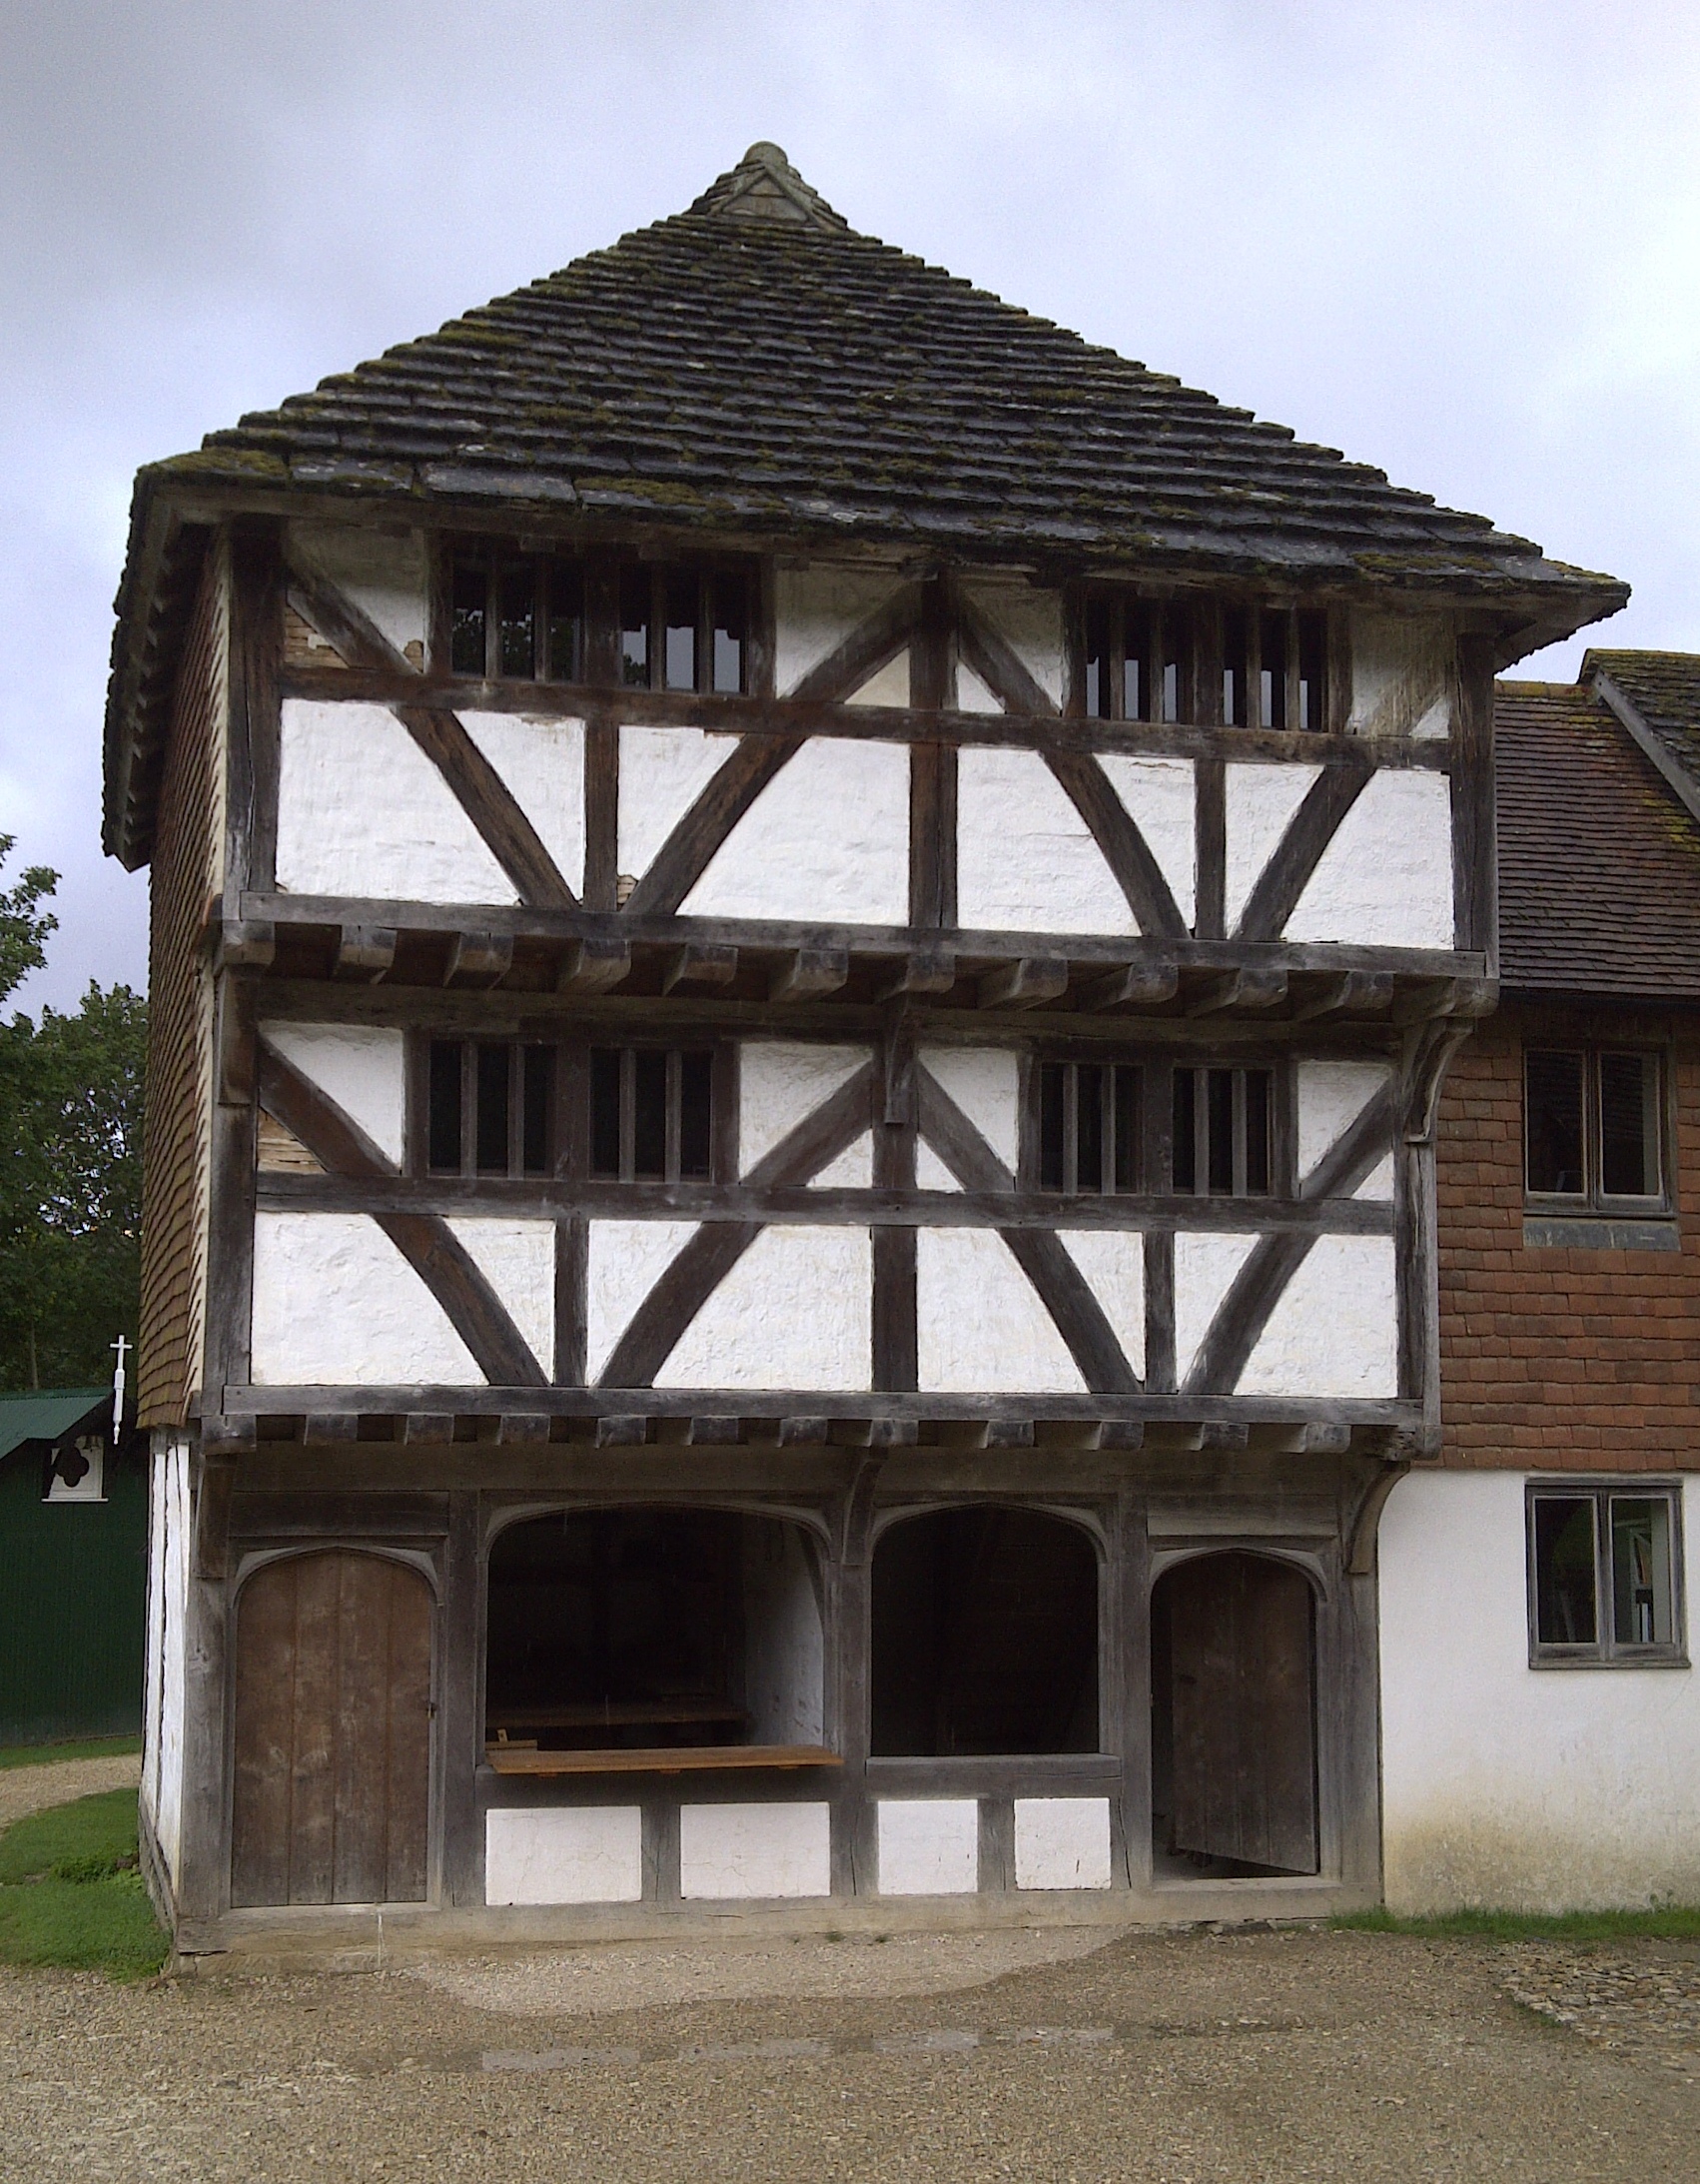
[278,666,1459,770]
[255,1175,1396,1235]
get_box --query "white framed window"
[44,1436,105,1505]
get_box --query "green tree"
[0,839,146,1390]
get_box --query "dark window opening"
[546,558,583,681]
[1173,1067,1275,1196]
[425,1038,552,1178]
[871,1508,1100,1756]
[712,576,747,694]
[1529,1485,1684,1663]
[485,1509,825,1754]
[619,565,650,687]
[449,559,487,677]
[448,552,584,684]
[615,564,748,695]
[1152,1553,1317,1878]
[1222,607,1249,727]
[1296,609,1327,732]
[590,1046,716,1184]
[1036,1062,1142,1195]
[497,559,534,678]
[1260,611,1288,730]
[664,569,698,691]
[1085,597,1111,719]
[1525,1048,1663,1209]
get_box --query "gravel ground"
[4,1925,1699,2182]
[1503,1944,1700,2075]
[0,1752,139,1831]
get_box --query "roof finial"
[704,144,850,232]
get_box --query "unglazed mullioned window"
[1523,1048,1666,1210]
[618,565,748,695]
[1036,1062,1142,1195]
[590,1047,714,1184]
[1082,591,1329,730]
[426,1039,553,1177]
[1527,1483,1687,1666]
[448,551,584,682]
[1172,1066,1274,1198]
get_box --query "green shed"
[0,1390,147,1746]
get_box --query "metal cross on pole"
[111,1334,130,1444]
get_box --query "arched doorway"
[870,1507,1099,1755]
[1151,1551,1316,1876]
[231,1552,432,1907]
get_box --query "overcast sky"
[3,0,1697,1011]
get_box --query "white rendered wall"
[1223,764,1321,932]
[1296,1060,1393,1200]
[1285,770,1454,950]
[1059,1231,1146,1380]
[957,577,1066,710]
[876,1800,979,1895]
[679,1802,833,1898]
[1099,755,1198,930]
[1347,611,1454,739]
[741,1524,825,1744]
[739,1043,870,1174]
[684,738,910,926]
[143,1436,191,1887]
[485,1808,643,1905]
[957,748,1135,935]
[848,653,909,706]
[775,563,903,695]
[252,1212,479,1384]
[917,1227,1086,1394]
[917,1046,1020,1174]
[444,1218,555,1378]
[459,711,585,895]
[1238,1236,1397,1399]
[289,522,428,662]
[1174,1234,1259,1386]
[657,1226,872,1391]
[259,1024,406,1167]
[585,1220,698,1382]
[277,700,518,904]
[617,725,734,879]
[1014,1798,1114,1889]
[1379,1472,1700,1912]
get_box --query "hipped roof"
[105,142,1627,868]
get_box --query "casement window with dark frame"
[426,1039,554,1177]
[1172,1066,1274,1198]
[590,1047,716,1184]
[1524,1048,1666,1209]
[1528,1483,1687,1665]
[1035,1061,1143,1194]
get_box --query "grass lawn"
[1334,1904,1700,1943]
[0,1734,142,1772]
[0,1787,167,1980]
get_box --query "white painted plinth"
[679,1802,832,1899]
[1013,1798,1114,1890]
[484,1807,643,1905]
[876,1800,979,1895]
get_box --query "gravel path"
[3,1927,1698,2181]
[0,1752,140,1831]
[1503,1944,1700,2076]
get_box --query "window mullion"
[1062,1063,1079,1195]
[665,1049,682,1184]
[459,1042,476,1177]
[1593,1490,1612,1659]
[1111,599,1128,723]
[482,561,499,682]
[507,1039,523,1178]
[1195,1070,1210,1198]
[619,1048,636,1184]
[1232,1070,1248,1198]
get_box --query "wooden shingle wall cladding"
[1436,1010,1700,1469]
[138,535,227,1427]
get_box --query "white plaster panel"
[1296,1060,1391,1192]
[1411,695,1452,741]
[812,1134,874,1189]
[484,1807,643,1905]
[1285,770,1455,950]
[658,1226,872,1392]
[1348,610,1453,738]
[259,1023,406,1167]
[1174,1233,1259,1388]
[956,661,1002,714]
[1099,755,1197,931]
[1238,1235,1397,1399]
[739,1044,870,1175]
[918,1047,1020,1175]
[252,1212,480,1384]
[290,522,428,661]
[958,748,1135,936]
[445,1219,554,1377]
[915,1143,959,1192]
[459,711,586,896]
[277,699,518,904]
[144,1436,191,1885]
[1379,1474,1700,1912]
[1059,1231,1146,1380]
[877,1800,980,1895]
[848,651,910,707]
[679,1802,833,1898]
[775,563,904,695]
[1014,1797,1114,1890]
[617,726,733,879]
[959,577,1066,709]
[1223,762,1322,933]
[685,739,910,926]
[917,1227,1087,1395]
[586,1220,698,1383]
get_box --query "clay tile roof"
[1495,677,1700,1000]
[1582,649,1700,810]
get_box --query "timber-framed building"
[106,146,1626,1953]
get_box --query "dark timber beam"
[662,943,738,994]
[976,958,1068,1011]
[334,924,397,982]
[1291,970,1393,1021]
[769,947,849,1003]
[1187,967,1288,1016]
[443,933,513,988]
[1081,962,1180,1012]
[556,938,631,994]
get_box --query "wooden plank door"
[1167,1552,1316,1873]
[231,1552,432,1907]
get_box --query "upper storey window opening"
[591,1046,715,1183]
[1086,593,1331,731]
[1224,605,1330,733]
[1173,1066,1273,1197]
[449,551,584,682]
[1524,1048,1665,1210]
[426,1039,553,1177]
[1035,1061,1142,1194]
[620,565,748,695]
[1083,595,1194,724]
